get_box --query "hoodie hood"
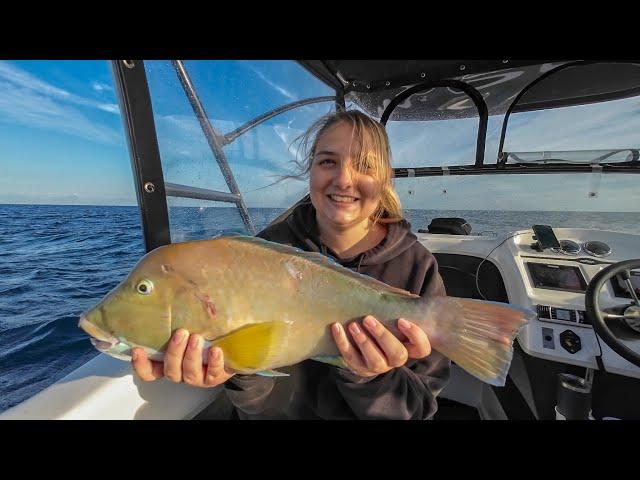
[285,201,418,269]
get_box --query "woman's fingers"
[131,348,164,381]
[397,319,432,359]
[362,315,408,368]
[350,318,391,373]
[164,329,189,382]
[331,323,368,375]
[132,330,234,388]
[204,347,234,387]
[182,333,206,386]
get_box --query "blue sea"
[1,204,639,414]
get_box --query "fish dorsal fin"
[225,235,420,299]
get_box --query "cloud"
[239,61,298,101]
[92,81,113,92]
[0,61,121,144]
[97,103,119,114]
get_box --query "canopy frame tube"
[392,162,640,178]
[222,96,336,145]
[380,80,489,167]
[111,60,171,252]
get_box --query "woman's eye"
[319,159,335,166]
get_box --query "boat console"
[419,226,640,380]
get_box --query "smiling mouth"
[327,194,359,204]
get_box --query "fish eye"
[136,280,153,295]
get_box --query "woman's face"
[309,121,382,231]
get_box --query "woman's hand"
[331,316,431,378]
[131,329,235,388]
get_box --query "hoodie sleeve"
[223,374,276,416]
[329,256,451,420]
[330,353,450,420]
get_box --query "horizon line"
[1,203,639,214]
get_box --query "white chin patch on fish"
[78,316,119,344]
[88,335,164,363]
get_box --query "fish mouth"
[78,315,118,350]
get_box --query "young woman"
[132,110,450,419]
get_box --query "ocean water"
[1,204,639,413]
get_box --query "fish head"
[78,245,183,358]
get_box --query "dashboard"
[418,227,640,379]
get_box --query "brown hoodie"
[222,201,451,419]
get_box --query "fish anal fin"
[256,369,290,377]
[311,355,348,370]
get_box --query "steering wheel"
[585,259,640,368]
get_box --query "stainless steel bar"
[222,96,335,145]
[165,182,242,204]
[171,60,256,235]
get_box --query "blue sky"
[0,60,639,212]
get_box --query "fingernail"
[398,319,411,329]
[173,330,186,344]
[212,348,220,361]
[332,323,341,334]
[350,322,361,335]
[364,316,376,329]
[132,349,138,362]
[189,335,200,349]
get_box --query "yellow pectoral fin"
[212,321,291,373]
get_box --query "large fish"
[78,236,531,386]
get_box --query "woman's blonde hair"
[291,110,403,225]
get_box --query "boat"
[2,59,639,420]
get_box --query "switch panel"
[542,327,555,349]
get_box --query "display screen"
[556,309,571,320]
[610,271,640,298]
[526,263,588,292]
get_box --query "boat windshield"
[143,60,640,240]
[373,70,640,237]
[145,60,335,240]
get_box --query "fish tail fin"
[424,296,532,387]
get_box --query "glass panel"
[166,197,286,242]
[504,77,640,154]
[182,60,334,128]
[382,87,480,168]
[146,60,232,193]
[0,60,139,413]
[225,104,333,209]
[396,173,640,237]
[145,60,334,238]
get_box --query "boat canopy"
[297,60,640,177]
[300,60,640,121]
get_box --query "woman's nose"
[333,162,354,188]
